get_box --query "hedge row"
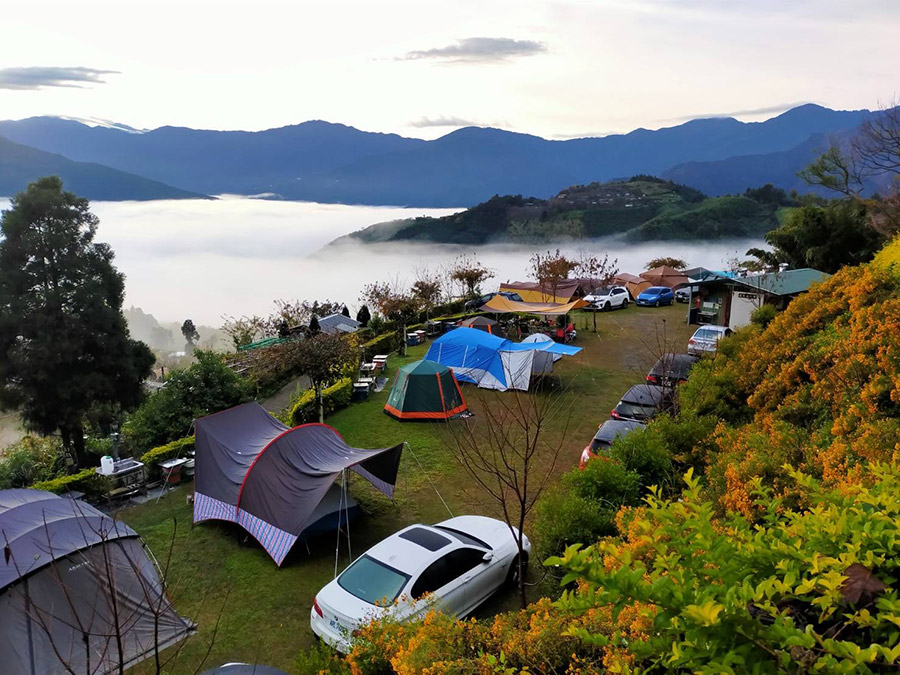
[361,332,400,361]
[290,378,354,426]
[140,436,195,480]
[31,467,106,500]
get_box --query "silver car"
[688,325,733,356]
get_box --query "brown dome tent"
[459,315,499,334]
[0,489,194,675]
[640,265,690,289]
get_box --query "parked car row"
[579,352,699,468]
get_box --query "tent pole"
[406,442,454,518]
[343,469,351,562]
[334,471,345,579]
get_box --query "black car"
[464,291,524,312]
[646,353,699,388]
[580,419,645,468]
[611,384,673,422]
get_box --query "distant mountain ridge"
[0,136,207,201]
[0,104,874,205]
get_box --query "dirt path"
[260,375,310,414]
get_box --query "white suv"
[584,285,630,311]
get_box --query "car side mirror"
[482,552,493,562]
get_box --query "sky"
[0,0,898,140]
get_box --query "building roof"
[733,268,831,296]
[318,313,361,334]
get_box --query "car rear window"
[615,402,657,419]
[694,328,719,339]
[399,527,452,551]
[337,555,410,605]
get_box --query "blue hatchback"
[636,286,675,306]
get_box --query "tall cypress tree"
[0,177,154,468]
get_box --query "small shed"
[689,268,830,329]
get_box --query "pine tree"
[0,177,154,468]
[309,315,321,335]
[356,305,371,327]
[341,305,351,318]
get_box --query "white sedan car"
[310,515,530,652]
[584,285,630,311]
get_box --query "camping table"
[357,377,376,389]
[360,362,376,376]
[415,330,426,341]
[158,458,190,486]
[352,382,370,401]
[373,355,388,372]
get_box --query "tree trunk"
[316,384,324,424]
[593,307,598,334]
[59,423,86,471]
[400,323,407,356]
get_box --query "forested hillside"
[334,176,784,245]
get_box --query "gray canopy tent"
[0,489,195,675]
[192,402,404,565]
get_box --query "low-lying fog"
[0,196,767,327]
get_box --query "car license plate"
[329,618,341,631]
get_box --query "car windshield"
[592,287,613,295]
[694,328,720,339]
[650,287,668,293]
[337,555,410,605]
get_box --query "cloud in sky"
[409,115,486,128]
[400,37,546,63]
[0,66,118,90]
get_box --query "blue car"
[636,286,675,307]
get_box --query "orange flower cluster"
[700,260,900,513]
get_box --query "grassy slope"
[122,304,694,673]
[626,195,779,241]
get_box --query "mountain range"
[0,104,878,204]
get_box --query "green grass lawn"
[122,303,695,673]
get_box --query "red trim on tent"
[234,421,346,514]
[384,403,468,420]
[435,372,447,413]
[450,369,467,410]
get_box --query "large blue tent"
[424,329,580,391]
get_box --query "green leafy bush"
[533,485,615,565]
[750,303,778,328]
[124,350,253,451]
[140,436,195,480]
[30,467,106,499]
[361,332,399,361]
[550,465,900,673]
[0,436,62,489]
[567,455,641,506]
[289,378,353,426]
[608,425,673,489]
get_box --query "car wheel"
[622,299,628,308]
[655,299,660,307]
[507,553,528,586]
[603,302,611,312]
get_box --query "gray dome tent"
[193,402,404,566]
[0,489,195,675]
